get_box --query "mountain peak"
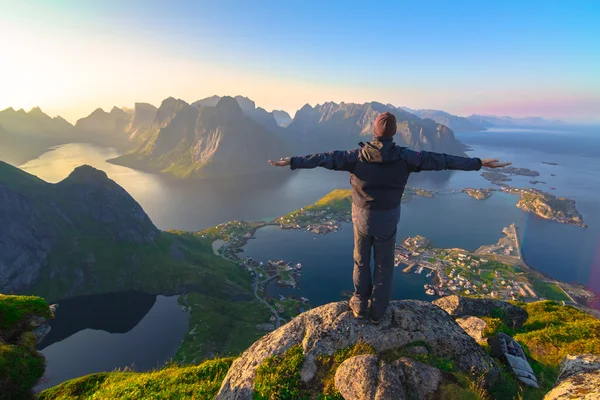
[62,165,110,185]
[28,106,45,115]
[215,96,244,115]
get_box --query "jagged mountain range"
[108,96,290,179]
[287,101,468,155]
[1,97,565,178]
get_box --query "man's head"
[373,112,397,138]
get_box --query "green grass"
[0,341,46,400]
[530,280,571,302]
[254,345,306,400]
[380,341,455,372]
[480,301,600,399]
[0,294,51,400]
[252,343,376,400]
[0,294,51,331]
[176,293,269,364]
[38,358,234,400]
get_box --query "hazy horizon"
[1,0,599,123]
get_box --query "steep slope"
[74,107,134,150]
[110,96,289,179]
[193,95,281,133]
[0,161,158,295]
[404,108,487,132]
[127,102,158,141]
[1,163,274,366]
[286,101,468,155]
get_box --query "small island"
[461,188,495,200]
[529,180,546,185]
[500,187,587,228]
[481,171,512,185]
[481,165,541,185]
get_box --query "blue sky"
[1,0,599,121]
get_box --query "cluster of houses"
[278,207,351,233]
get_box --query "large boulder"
[216,300,500,399]
[456,316,488,343]
[334,355,445,400]
[433,295,529,328]
[334,354,380,400]
[544,354,600,400]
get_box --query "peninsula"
[396,224,596,306]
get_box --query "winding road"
[216,227,283,328]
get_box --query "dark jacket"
[290,136,482,235]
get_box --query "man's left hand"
[481,158,512,168]
[268,157,291,167]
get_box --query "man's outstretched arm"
[268,149,360,172]
[401,149,511,172]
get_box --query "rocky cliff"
[0,161,158,295]
[109,96,289,179]
[216,300,501,399]
[286,102,468,155]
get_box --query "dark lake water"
[36,293,188,391]
[11,123,600,387]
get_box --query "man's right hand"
[481,158,512,168]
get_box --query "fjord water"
[15,124,600,387]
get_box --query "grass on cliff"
[0,295,50,400]
[0,341,46,400]
[176,293,270,364]
[0,294,52,331]
[482,300,600,400]
[38,358,234,400]
[253,343,375,400]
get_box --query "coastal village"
[396,224,595,306]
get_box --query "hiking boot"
[368,300,384,324]
[349,300,366,319]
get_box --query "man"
[269,112,510,323]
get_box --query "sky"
[0,0,599,123]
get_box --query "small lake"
[36,292,188,391]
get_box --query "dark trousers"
[350,224,397,320]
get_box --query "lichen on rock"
[544,354,600,400]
